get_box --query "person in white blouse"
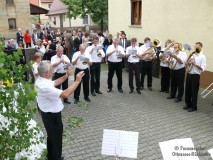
[72,44,92,103]
[159,39,173,93]
[184,42,206,112]
[34,39,46,56]
[106,37,125,93]
[32,52,42,82]
[167,42,187,103]
[35,60,84,160]
[126,38,141,94]
[51,46,71,104]
[86,36,105,96]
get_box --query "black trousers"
[41,111,63,160]
[53,73,68,101]
[128,62,140,91]
[74,68,90,100]
[160,66,170,91]
[26,43,31,48]
[185,73,200,109]
[107,61,123,89]
[90,62,101,93]
[140,60,152,88]
[170,67,185,99]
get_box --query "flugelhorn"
[185,47,201,73]
[141,39,160,60]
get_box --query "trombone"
[201,82,213,98]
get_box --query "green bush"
[0,35,45,159]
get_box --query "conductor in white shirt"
[51,46,71,104]
[35,60,84,160]
[106,37,125,93]
[86,36,105,96]
[72,44,92,103]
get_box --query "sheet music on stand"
[101,129,139,159]
[80,56,89,62]
[159,138,199,160]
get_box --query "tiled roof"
[47,0,67,15]
[30,0,39,6]
[40,0,53,3]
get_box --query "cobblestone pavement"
[35,67,213,160]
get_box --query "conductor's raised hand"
[76,71,85,83]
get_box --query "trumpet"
[141,39,160,60]
[201,82,213,98]
[185,47,201,73]
[168,43,183,69]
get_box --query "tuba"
[185,47,201,73]
[141,39,160,60]
[168,43,183,69]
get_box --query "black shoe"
[118,89,123,93]
[85,97,91,102]
[167,95,175,99]
[137,90,141,94]
[174,98,181,103]
[107,89,112,92]
[129,89,133,93]
[183,106,189,110]
[187,108,197,112]
[64,100,71,104]
[74,99,79,104]
[141,87,144,90]
[148,87,152,91]
[165,90,169,93]
[91,92,96,96]
[96,90,103,94]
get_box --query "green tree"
[62,0,108,31]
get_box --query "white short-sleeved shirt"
[172,51,187,70]
[106,45,125,62]
[188,52,206,75]
[85,44,105,62]
[32,62,39,81]
[126,46,140,63]
[35,77,63,113]
[51,54,70,73]
[72,51,92,70]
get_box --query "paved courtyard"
[35,66,213,160]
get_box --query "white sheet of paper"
[101,129,139,158]
[159,138,199,160]
[208,148,213,158]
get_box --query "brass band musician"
[139,37,157,91]
[183,42,206,112]
[159,39,173,93]
[167,42,187,103]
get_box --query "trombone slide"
[201,82,213,98]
